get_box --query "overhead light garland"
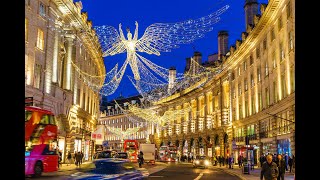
[93,4,229,97]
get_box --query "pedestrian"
[276,154,286,180]
[58,150,62,168]
[138,151,144,168]
[260,154,279,180]
[284,153,288,171]
[75,151,82,167]
[80,151,84,164]
[288,156,293,173]
[67,151,72,166]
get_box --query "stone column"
[271,116,278,155]
[63,34,75,90]
[204,93,208,130]
[52,23,60,83]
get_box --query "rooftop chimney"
[244,0,258,30]
[218,30,229,60]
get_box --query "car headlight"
[204,160,210,166]
[168,158,171,161]
[196,160,200,164]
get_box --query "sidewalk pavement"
[212,164,295,180]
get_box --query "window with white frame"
[183,121,188,134]
[198,119,203,131]
[176,124,180,135]
[191,120,195,133]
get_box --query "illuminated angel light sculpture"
[94,5,229,95]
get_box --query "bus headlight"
[204,160,210,166]
[196,160,200,164]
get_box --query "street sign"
[102,140,108,147]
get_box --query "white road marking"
[194,173,204,180]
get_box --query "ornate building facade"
[153,0,295,165]
[25,0,106,162]
[98,95,154,152]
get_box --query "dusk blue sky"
[80,0,268,102]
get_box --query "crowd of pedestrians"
[260,153,295,180]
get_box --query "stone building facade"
[98,95,153,152]
[153,0,295,165]
[25,0,106,162]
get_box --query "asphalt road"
[25,162,241,180]
[146,162,241,180]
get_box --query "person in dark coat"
[67,151,72,166]
[276,154,286,180]
[260,154,279,180]
[75,151,82,167]
[138,151,144,168]
[288,156,293,173]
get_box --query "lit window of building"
[191,120,195,133]
[287,1,292,18]
[289,31,294,50]
[183,121,188,134]
[271,28,275,41]
[244,78,248,91]
[280,42,285,60]
[25,18,28,41]
[238,66,241,76]
[257,67,261,82]
[250,74,254,88]
[272,52,277,69]
[36,29,44,50]
[176,124,180,135]
[265,60,269,77]
[198,119,203,131]
[265,88,270,107]
[243,61,247,71]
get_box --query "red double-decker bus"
[123,139,139,162]
[25,100,59,177]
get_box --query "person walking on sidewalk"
[67,151,72,166]
[75,151,82,167]
[276,154,286,180]
[288,156,293,173]
[138,151,144,168]
[80,151,84,164]
[260,154,279,180]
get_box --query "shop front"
[183,140,188,156]
[74,139,82,153]
[277,139,291,156]
[58,136,66,162]
[84,140,90,161]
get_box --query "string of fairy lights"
[27,4,230,99]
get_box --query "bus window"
[42,144,57,155]
[40,114,50,124]
[49,115,56,125]
[25,111,32,122]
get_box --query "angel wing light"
[94,4,229,95]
